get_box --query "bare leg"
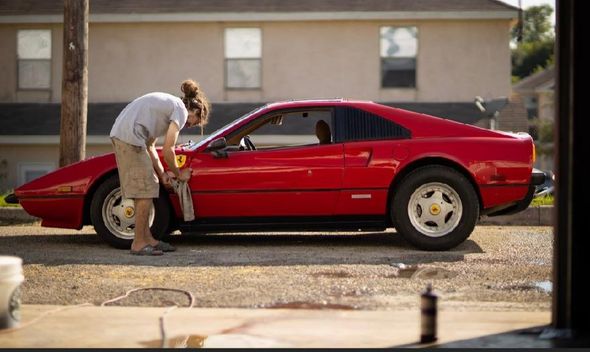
[131,198,159,251]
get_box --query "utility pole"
[59,0,88,167]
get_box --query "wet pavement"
[0,304,553,348]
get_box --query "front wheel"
[391,165,479,251]
[90,175,172,249]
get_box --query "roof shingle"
[0,0,519,16]
[513,66,555,93]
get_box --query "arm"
[146,137,172,188]
[147,137,165,177]
[162,121,192,181]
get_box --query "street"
[0,224,552,312]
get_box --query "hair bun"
[181,79,199,98]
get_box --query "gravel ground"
[0,224,552,312]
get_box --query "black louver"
[334,106,411,142]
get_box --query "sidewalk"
[479,205,553,226]
[0,207,38,223]
[0,305,552,348]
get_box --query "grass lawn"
[531,195,554,206]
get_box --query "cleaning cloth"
[169,178,195,221]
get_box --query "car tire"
[391,165,479,251]
[90,175,173,249]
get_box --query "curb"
[479,206,553,226]
[0,206,553,226]
[0,207,39,222]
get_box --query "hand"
[178,168,192,182]
[160,172,173,190]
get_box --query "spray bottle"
[420,283,438,343]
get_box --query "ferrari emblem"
[124,206,135,218]
[176,155,187,168]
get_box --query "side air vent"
[334,106,411,142]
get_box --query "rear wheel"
[90,175,172,249]
[391,165,479,251]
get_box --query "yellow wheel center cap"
[430,204,441,215]
[124,207,135,218]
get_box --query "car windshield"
[184,104,267,151]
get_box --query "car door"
[187,108,344,218]
[189,144,343,217]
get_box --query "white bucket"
[0,256,24,329]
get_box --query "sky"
[498,0,555,8]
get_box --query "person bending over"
[109,79,210,255]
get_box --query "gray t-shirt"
[109,92,188,147]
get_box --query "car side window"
[333,106,411,143]
[226,109,335,150]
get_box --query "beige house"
[0,0,522,191]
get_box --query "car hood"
[15,153,117,199]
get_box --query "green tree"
[511,4,554,43]
[511,4,555,80]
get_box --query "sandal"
[154,241,176,252]
[130,244,164,256]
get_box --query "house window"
[17,162,55,186]
[225,28,261,89]
[380,26,417,88]
[524,96,539,119]
[17,29,52,90]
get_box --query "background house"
[0,0,523,191]
[512,66,555,171]
[513,66,555,123]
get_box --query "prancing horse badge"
[176,155,187,168]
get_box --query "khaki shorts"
[111,137,159,199]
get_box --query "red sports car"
[11,99,544,251]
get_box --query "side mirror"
[206,137,228,159]
[205,137,227,152]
